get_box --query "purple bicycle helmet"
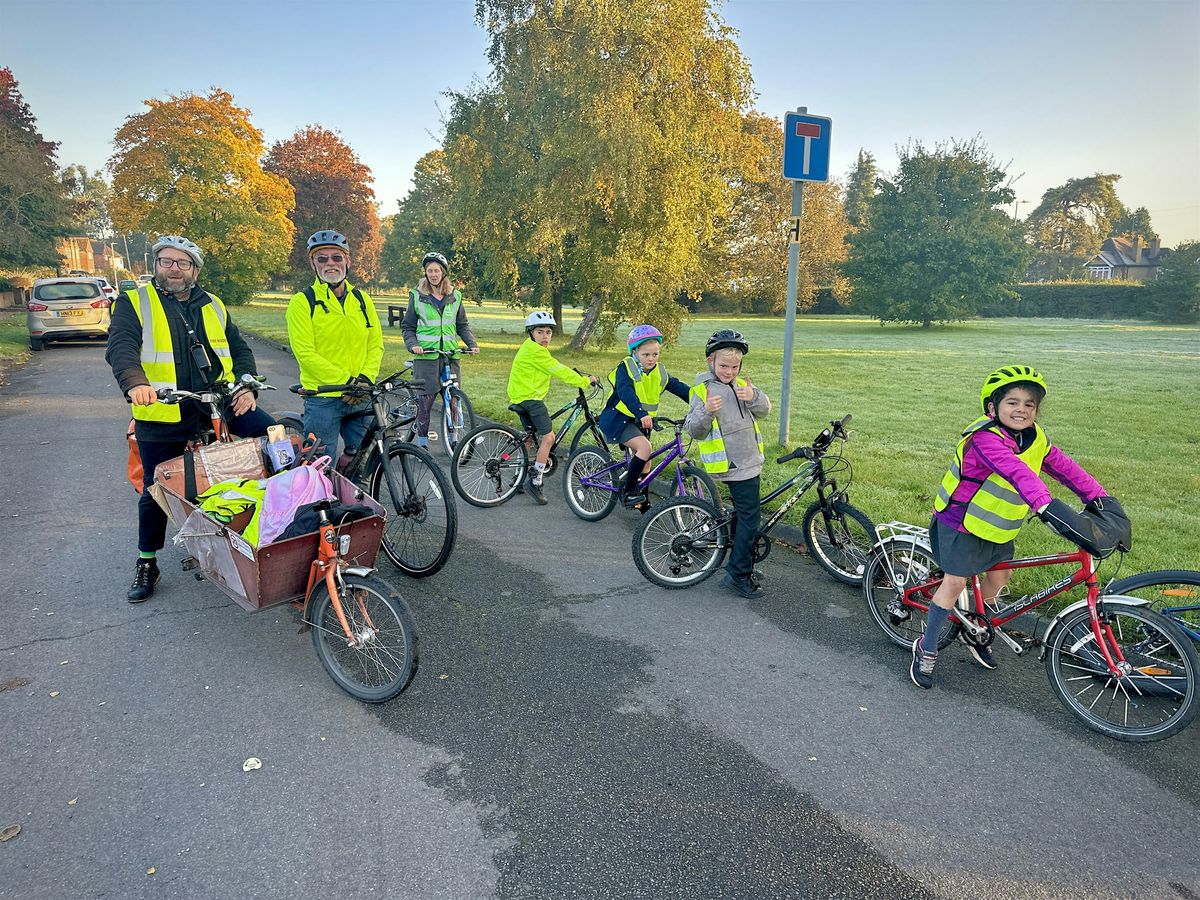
[627,324,664,354]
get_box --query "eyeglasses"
[315,254,345,264]
[157,257,195,270]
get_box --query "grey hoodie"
[684,369,772,482]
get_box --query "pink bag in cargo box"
[257,459,335,546]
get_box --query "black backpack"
[303,285,372,327]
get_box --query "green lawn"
[236,293,1200,583]
[0,311,31,378]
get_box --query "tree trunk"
[570,290,603,351]
[922,319,933,329]
[552,293,564,335]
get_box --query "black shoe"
[721,573,763,599]
[528,480,548,505]
[957,632,998,670]
[128,558,160,603]
[910,638,937,689]
[620,490,648,509]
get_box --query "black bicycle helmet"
[422,251,449,270]
[706,329,749,357]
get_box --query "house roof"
[1098,236,1166,267]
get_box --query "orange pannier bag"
[127,418,143,493]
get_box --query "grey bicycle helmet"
[705,329,749,356]
[151,235,204,269]
[422,251,449,270]
[307,230,350,255]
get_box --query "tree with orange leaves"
[264,126,382,282]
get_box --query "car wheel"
[29,337,44,351]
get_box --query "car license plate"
[59,309,86,317]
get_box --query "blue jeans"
[302,395,371,458]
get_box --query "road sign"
[782,111,832,182]
[786,217,801,244]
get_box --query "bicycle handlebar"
[157,375,275,405]
[291,371,424,397]
[776,414,853,464]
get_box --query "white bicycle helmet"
[422,251,449,270]
[307,230,350,255]
[152,235,204,269]
[524,311,556,331]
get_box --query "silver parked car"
[27,277,112,351]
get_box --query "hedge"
[979,281,1146,319]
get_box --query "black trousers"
[135,407,275,553]
[725,476,761,581]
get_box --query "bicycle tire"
[670,463,722,508]
[803,499,875,587]
[309,573,419,703]
[563,445,619,521]
[278,413,305,441]
[450,424,528,507]
[433,387,475,453]
[368,443,457,578]
[861,538,959,650]
[569,420,609,456]
[632,496,729,589]
[1044,603,1199,742]
[1106,570,1200,641]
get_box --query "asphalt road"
[1,337,1198,900]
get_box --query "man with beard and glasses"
[400,251,479,448]
[106,235,275,603]
[285,230,383,466]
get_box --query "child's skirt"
[929,515,1014,577]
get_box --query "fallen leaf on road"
[49,691,60,698]
[60,660,69,665]
[859,707,868,712]
[808,757,818,762]
[438,674,449,680]
[68,798,77,806]
[0,824,20,842]
[242,758,262,772]
[146,867,156,875]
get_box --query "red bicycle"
[862,521,1199,741]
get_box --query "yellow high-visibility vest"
[690,379,763,475]
[607,357,669,419]
[934,416,1050,542]
[128,284,233,423]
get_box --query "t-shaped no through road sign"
[782,111,833,182]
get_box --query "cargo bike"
[147,376,418,703]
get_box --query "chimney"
[1150,236,1161,258]
[1132,235,1142,265]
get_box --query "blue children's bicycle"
[406,350,476,454]
[1106,571,1200,648]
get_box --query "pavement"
[1,336,1198,900]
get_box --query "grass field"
[236,292,1200,585]
[0,311,31,379]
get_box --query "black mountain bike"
[450,378,607,507]
[278,371,457,578]
[631,415,875,588]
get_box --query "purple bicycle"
[562,417,720,521]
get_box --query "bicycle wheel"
[433,387,475,453]
[1107,570,1200,641]
[633,496,729,589]
[1044,603,1199,742]
[861,538,959,650]
[309,573,418,703]
[569,420,608,456]
[670,463,722,508]
[450,424,528,507]
[803,499,875,587]
[369,443,457,578]
[563,445,619,521]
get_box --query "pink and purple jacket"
[935,426,1107,536]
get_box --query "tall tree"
[446,0,754,348]
[1107,204,1155,244]
[0,67,72,268]
[1143,241,1199,323]
[844,138,1028,327]
[263,125,382,282]
[61,165,112,238]
[380,149,458,288]
[844,148,877,230]
[1025,173,1124,271]
[108,89,294,304]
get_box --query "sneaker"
[528,480,548,505]
[721,572,763,599]
[128,558,160,603]
[620,490,648,509]
[957,632,998,670]
[910,638,937,689]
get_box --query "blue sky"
[6,0,1198,243]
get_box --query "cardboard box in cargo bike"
[151,439,386,612]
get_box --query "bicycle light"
[339,534,352,556]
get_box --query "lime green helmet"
[981,365,1047,414]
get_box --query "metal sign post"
[778,107,832,447]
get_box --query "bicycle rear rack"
[871,521,933,592]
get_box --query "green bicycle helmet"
[980,365,1047,414]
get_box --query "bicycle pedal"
[427,431,438,441]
